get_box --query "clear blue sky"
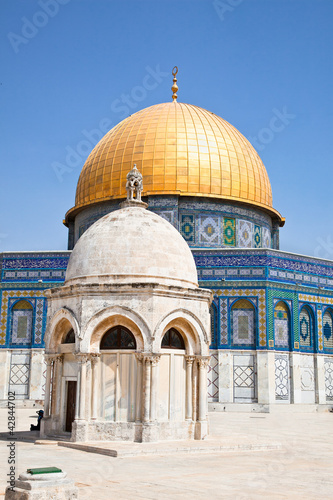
[1,0,332,258]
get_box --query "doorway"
[65,381,77,432]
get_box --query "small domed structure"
[65,206,198,289]
[43,167,212,443]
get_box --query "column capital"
[143,354,161,366]
[45,354,56,366]
[90,353,100,365]
[197,356,210,368]
[75,353,90,364]
[135,352,144,363]
[185,355,196,365]
[56,354,64,365]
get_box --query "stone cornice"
[46,282,212,302]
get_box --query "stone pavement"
[0,408,332,499]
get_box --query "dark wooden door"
[65,381,77,432]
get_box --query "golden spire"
[171,66,178,101]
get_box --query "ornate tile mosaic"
[199,216,220,245]
[274,301,290,349]
[215,289,266,347]
[267,290,298,346]
[34,298,45,344]
[323,309,333,349]
[237,220,253,248]
[1,252,70,283]
[275,353,289,401]
[0,290,45,346]
[219,298,228,345]
[253,225,261,248]
[299,308,312,349]
[11,309,33,345]
[231,308,255,346]
[180,214,195,243]
[223,218,236,247]
[262,227,271,248]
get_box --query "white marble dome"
[65,206,198,288]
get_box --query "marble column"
[76,354,88,420]
[44,356,54,418]
[90,354,100,420]
[135,353,143,422]
[143,356,151,423]
[55,355,64,416]
[197,356,210,421]
[150,355,161,422]
[185,356,195,420]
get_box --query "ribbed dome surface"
[65,206,198,289]
[67,102,280,221]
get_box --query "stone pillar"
[29,350,45,401]
[90,354,100,420]
[185,356,195,420]
[218,351,233,403]
[135,354,143,422]
[44,356,53,418]
[257,351,276,405]
[192,358,198,422]
[197,356,210,421]
[290,352,302,404]
[150,355,161,422]
[55,355,64,416]
[77,355,88,420]
[314,354,326,404]
[194,356,210,440]
[143,356,151,423]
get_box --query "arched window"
[231,299,255,347]
[11,300,33,346]
[62,328,75,344]
[161,328,185,350]
[210,303,218,347]
[323,308,333,349]
[100,326,136,350]
[274,301,290,349]
[299,306,314,350]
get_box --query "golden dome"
[66,102,283,223]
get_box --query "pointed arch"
[323,307,333,350]
[299,304,315,351]
[274,301,291,350]
[45,307,80,352]
[231,299,256,348]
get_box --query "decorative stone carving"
[197,356,210,368]
[185,355,196,365]
[126,164,143,202]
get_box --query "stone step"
[57,439,282,458]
